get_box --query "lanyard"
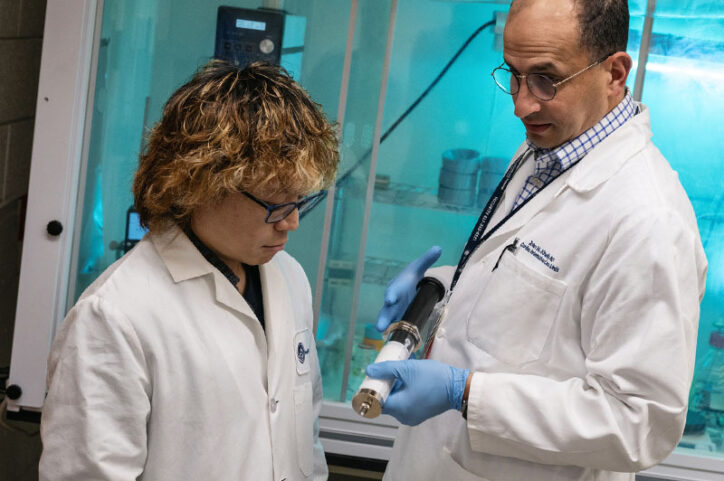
[423,148,584,358]
[422,150,529,358]
[448,148,530,291]
[449,147,581,292]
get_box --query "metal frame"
[66,0,106,315]
[319,401,399,461]
[7,0,100,411]
[313,0,359,334]
[641,451,724,480]
[633,0,657,101]
[339,0,400,402]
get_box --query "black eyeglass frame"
[242,190,327,224]
[491,53,614,101]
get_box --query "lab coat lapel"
[260,259,295,395]
[153,225,260,323]
[153,225,267,401]
[471,103,649,263]
[212,270,258,321]
[472,170,571,264]
[467,144,553,264]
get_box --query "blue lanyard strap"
[450,149,531,291]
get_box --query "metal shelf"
[338,177,484,216]
[327,256,408,287]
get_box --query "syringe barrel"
[400,276,445,331]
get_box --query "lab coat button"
[270,398,278,413]
[437,328,446,338]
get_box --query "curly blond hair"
[132,60,339,232]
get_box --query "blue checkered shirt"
[511,91,637,211]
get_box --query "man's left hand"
[366,359,469,426]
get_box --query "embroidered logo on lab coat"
[294,329,311,375]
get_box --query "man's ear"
[608,51,632,98]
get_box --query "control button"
[259,39,275,54]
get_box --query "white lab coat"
[383,104,707,481]
[39,226,327,481]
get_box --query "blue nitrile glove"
[366,359,469,426]
[377,246,442,332]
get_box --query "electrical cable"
[301,18,496,218]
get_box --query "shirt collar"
[526,90,637,173]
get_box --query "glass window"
[329,0,648,404]
[69,0,348,310]
[640,0,724,457]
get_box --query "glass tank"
[67,0,723,465]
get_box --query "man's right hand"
[376,246,442,332]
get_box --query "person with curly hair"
[39,60,338,481]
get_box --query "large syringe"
[352,276,446,418]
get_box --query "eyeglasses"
[242,190,326,223]
[491,54,612,101]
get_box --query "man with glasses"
[39,61,338,481]
[370,0,707,480]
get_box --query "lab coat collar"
[472,103,650,264]
[152,226,212,282]
[501,102,650,199]
[565,102,650,193]
[151,225,258,321]
[475,156,569,263]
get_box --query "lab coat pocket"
[467,251,566,365]
[294,382,314,477]
[435,447,491,481]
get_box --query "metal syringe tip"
[359,402,370,416]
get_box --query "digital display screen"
[236,18,266,31]
[127,212,148,241]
